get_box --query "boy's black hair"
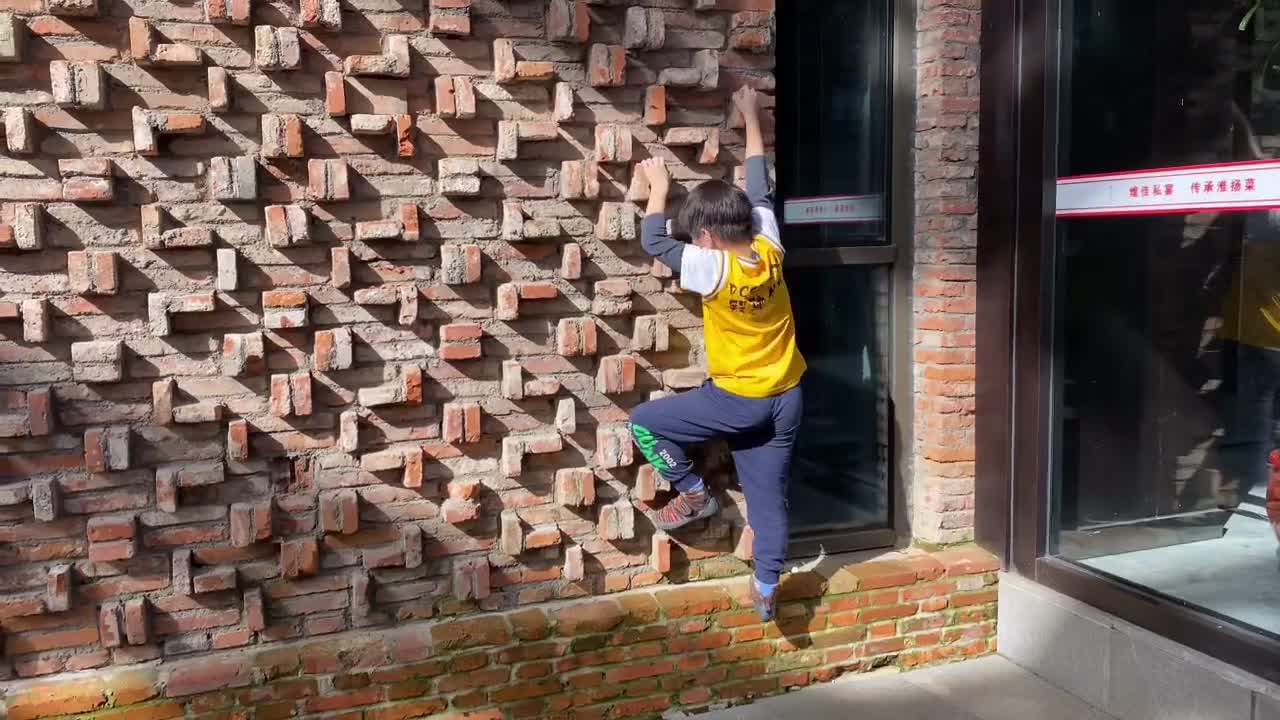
[676,180,753,244]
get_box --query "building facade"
[0,1,996,718]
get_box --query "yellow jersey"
[679,226,807,398]
[1220,215,1280,350]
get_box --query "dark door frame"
[975,0,1280,685]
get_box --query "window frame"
[775,0,917,558]
[976,0,1280,684]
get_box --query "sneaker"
[653,491,720,531]
[751,579,777,622]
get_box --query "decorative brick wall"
[0,0,779,681]
[911,0,980,545]
[0,549,999,720]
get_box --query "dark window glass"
[777,0,890,247]
[1053,0,1280,640]
[788,266,891,534]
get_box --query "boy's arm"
[737,88,772,210]
[637,158,726,297]
[638,158,685,271]
[734,87,783,252]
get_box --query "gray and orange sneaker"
[653,490,720,531]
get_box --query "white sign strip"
[1057,160,1280,218]
[783,194,883,225]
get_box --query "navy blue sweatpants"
[630,381,803,585]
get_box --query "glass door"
[778,0,896,553]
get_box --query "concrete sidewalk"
[692,656,1114,720]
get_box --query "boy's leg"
[631,383,772,530]
[729,385,802,619]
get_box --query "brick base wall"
[0,548,998,720]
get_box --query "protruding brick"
[46,563,72,612]
[344,34,409,77]
[634,465,661,502]
[209,156,258,201]
[440,244,482,285]
[71,340,124,383]
[229,501,272,547]
[430,5,471,36]
[133,108,205,156]
[324,71,347,115]
[308,158,350,201]
[31,477,60,521]
[299,0,342,30]
[588,44,625,87]
[501,361,524,400]
[496,120,518,160]
[560,243,583,280]
[597,355,637,395]
[339,409,360,452]
[314,327,354,371]
[593,278,633,316]
[3,107,33,154]
[123,597,149,645]
[561,160,600,200]
[281,538,319,579]
[255,25,302,70]
[652,533,672,573]
[49,60,104,110]
[84,426,129,472]
[555,468,595,507]
[67,250,118,296]
[443,401,482,444]
[243,588,266,632]
[47,0,98,15]
[262,289,309,329]
[664,126,719,164]
[439,323,483,361]
[2,202,42,249]
[21,299,46,343]
[555,397,576,434]
[172,401,223,425]
[193,566,237,594]
[205,0,250,24]
[27,387,51,436]
[564,545,584,582]
[320,489,359,535]
[0,13,23,63]
[99,602,122,648]
[152,378,175,425]
[216,248,238,291]
[553,81,575,121]
[227,418,249,462]
[596,424,634,469]
[557,317,598,357]
[633,315,671,352]
[500,510,523,556]
[595,124,633,163]
[599,498,636,541]
[172,549,193,595]
[493,39,516,83]
[644,85,668,126]
[223,331,265,377]
[261,114,305,158]
[624,7,665,51]
[547,0,589,42]
[60,159,113,202]
[501,432,563,477]
[454,556,490,601]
